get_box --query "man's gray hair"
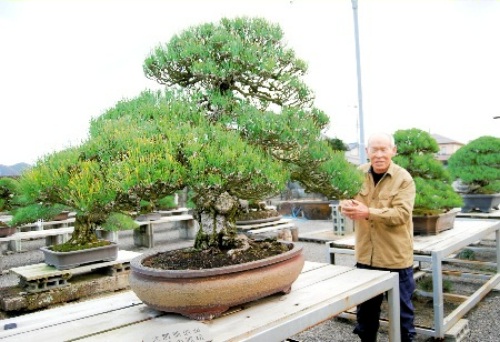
[367,132,395,148]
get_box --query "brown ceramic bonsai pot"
[129,242,305,320]
[0,222,16,237]
[412,208,460,235]
[0,226,16,237]
[51,211,71,221]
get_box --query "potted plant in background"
[447,135,500,213]
[12,16,363,319]
[393,128,463,235]
[0,177,19,237]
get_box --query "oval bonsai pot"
[129,242,305,320]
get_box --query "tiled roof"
[431,134,463,145]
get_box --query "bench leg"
[329,251,336,265]
[8,240,21,252]
[179,220,198,240]
[96,230,119,243]
[62,233,72,243]
[133,224,153,248]
[46,235,63,247]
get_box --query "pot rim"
[130,241,303,279]
[40,241,118,255]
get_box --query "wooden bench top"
[329,218,500,256]
[0,262,400,342]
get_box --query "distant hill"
[0,163,31,177]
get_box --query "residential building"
[431,134,464,165]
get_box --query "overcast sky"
[1,0,499,165]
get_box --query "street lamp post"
[351,0,367,164]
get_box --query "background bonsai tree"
[326,137,348,152]
[447,135,500,195]
[0,177,19,214]
[0,177,20,232]
[11,117,176,250]
[12,17,363,255]
[0,178,70,230]
[393,128,463,215]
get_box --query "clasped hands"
[339,199,369,221]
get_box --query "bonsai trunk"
[65,215,100,247]
[193,191,241,250]
[194,211,239,249]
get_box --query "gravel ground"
[1,218,499,341]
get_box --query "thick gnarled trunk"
[66,215,99,247]
[193,191,240,250]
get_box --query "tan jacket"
[354,162,416,269]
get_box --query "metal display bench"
[327,218,500,339]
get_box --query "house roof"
[431,134,464,145]
[346,142,358,151]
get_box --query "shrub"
[447,136,500,194]
[393,128,463,215]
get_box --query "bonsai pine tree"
[393,128,463,215]
[143,16,363,247]
[12,17,363,254]
[447,135,500,194]
[142,17,363,202]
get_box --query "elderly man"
[340,132,416,342]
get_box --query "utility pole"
[351,0,367,164]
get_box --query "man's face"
[366,137,396,173]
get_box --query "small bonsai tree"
[393,128,463,215]
[12,17,363,256]
[0,177,19,214]
[447,136,500,194]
